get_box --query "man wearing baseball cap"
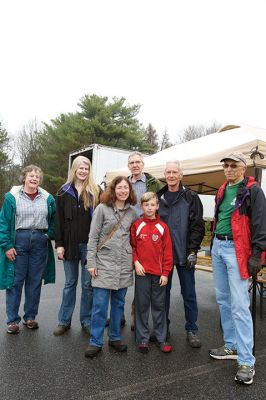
[209,152,266,385]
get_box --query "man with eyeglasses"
[127,152,164,330]
[106,151,163,330]
[128,152,163,218]
[209,152,266,385]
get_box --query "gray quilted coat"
[87,203,137,290]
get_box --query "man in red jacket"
[209,152,266,385]
[130,192,173,353]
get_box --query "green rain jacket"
[0,186,56,289]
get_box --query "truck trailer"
[69,144,138,187]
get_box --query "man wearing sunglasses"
[209,152,266,385]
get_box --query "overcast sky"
[1,0,266,142]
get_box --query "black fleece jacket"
[157,184,205,266]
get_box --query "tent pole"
[250,146,264,356]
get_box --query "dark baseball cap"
[220,152,247,165]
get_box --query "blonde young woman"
[53,156,100,335]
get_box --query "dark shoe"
[149,332,158,342]
[108,340,127,352]
[138,342,149,353]
[53,325,71,336]
[105,318,110,327]
[85,345,102,358]
[23,320,39,329]
[209,345,237,360]
[159,342,173,353]
[187,331,202,348]
[235,365,255,385]
[81,326,90,335]
[7,323,20,334]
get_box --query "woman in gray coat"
[85,176,137,358]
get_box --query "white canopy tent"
[106,125,266,195]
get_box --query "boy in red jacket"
[130,192,173,353]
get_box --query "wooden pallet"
[195,254,212,273]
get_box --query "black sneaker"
[209,345,237,360]
[138,342,149,353]
[108,340,127,352]
[235,365,255,385]
[149,332,158,342]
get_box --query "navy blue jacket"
[157,184,205,266]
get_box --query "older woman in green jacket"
[0,165,56,334]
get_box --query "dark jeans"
[6,230,48,324]
[166,265,198,332]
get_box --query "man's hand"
[186,252,197,269]
[57,247,65,260]
[5,248,17,261]
[159,275,168,286]
[134,260,146,276]
[248,255,262,276]
[88,267,97,278]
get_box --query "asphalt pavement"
[0,255,266,400]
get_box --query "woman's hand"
[159,275,168,286]
[5,248,17,261]
[88,267,97,278]
[57,247,65,260]
[134,261,146,276]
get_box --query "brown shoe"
[187,331,202,348]
[108,340,127,352]
[23,320,39,329]
[84,345,102,358]
[53,325,71,336]
[7,323,20,334]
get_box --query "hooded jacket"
[87,203,137,290]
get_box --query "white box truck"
[69,144,136,187]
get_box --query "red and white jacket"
[130,215,173,277]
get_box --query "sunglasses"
[222,163,240,169]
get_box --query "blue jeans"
[58,243,93,327]
[211,237,255,366]
[166,265,198,332]
[89,287,127,347]
[6,230,48,324]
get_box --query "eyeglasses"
[223,163,240,169]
